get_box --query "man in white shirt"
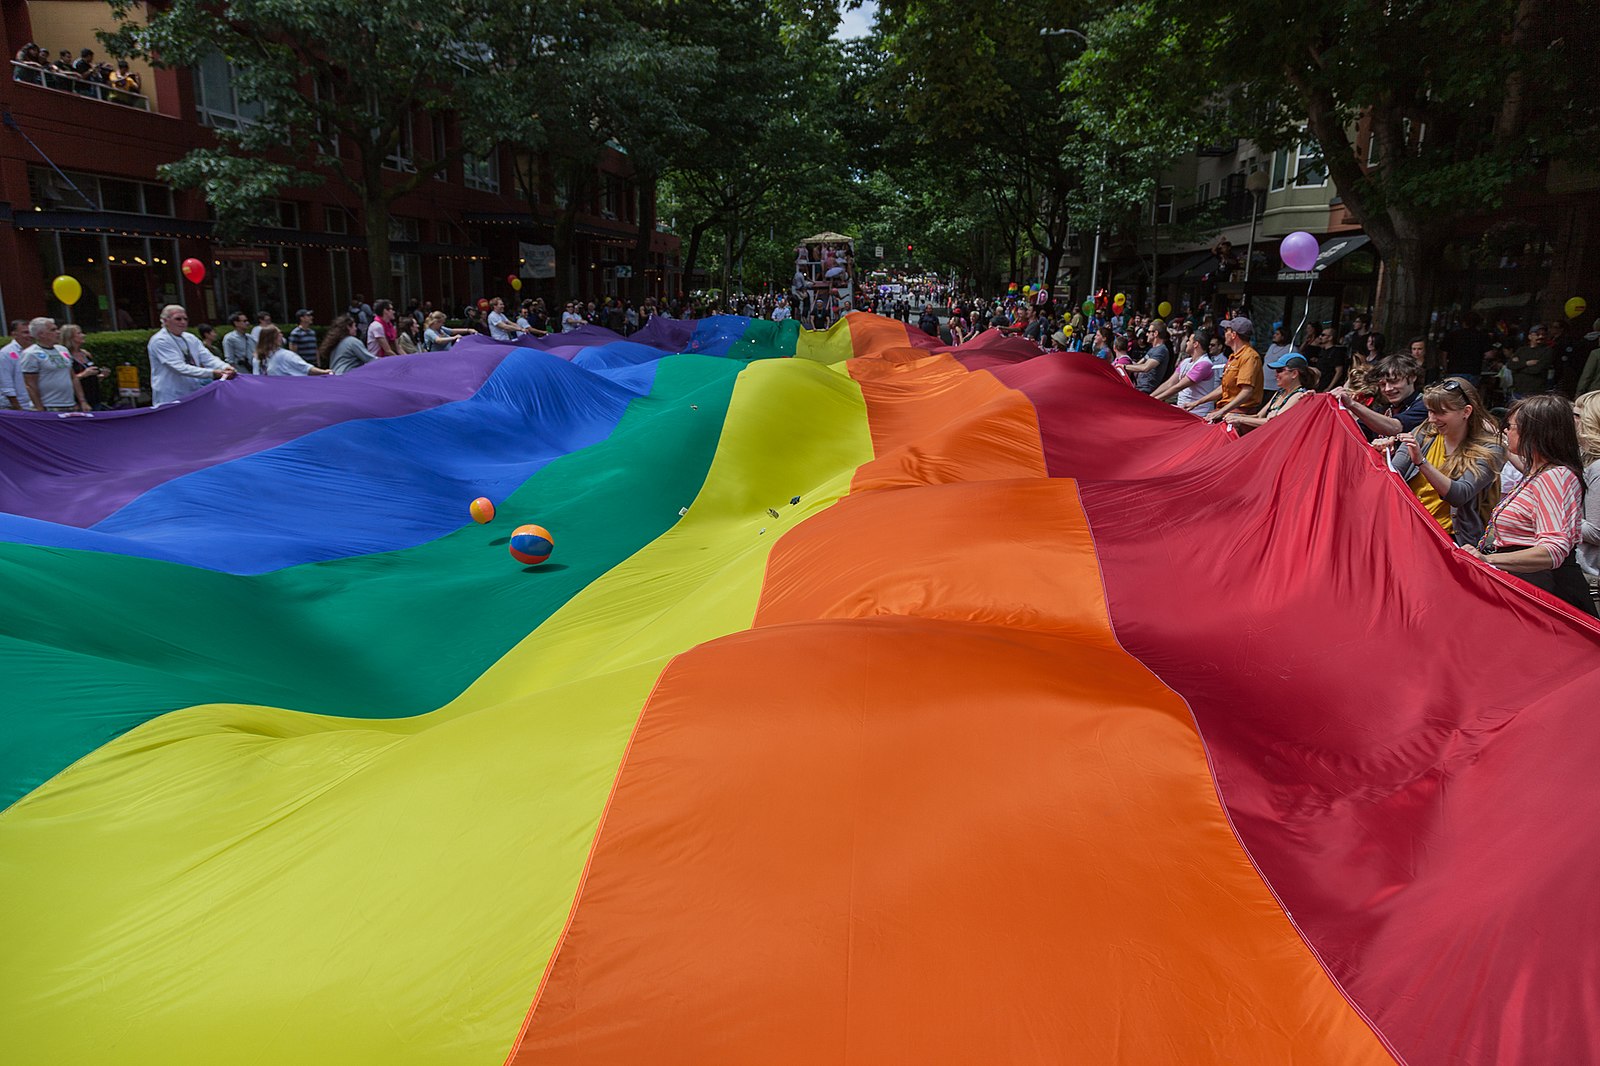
[148,304,233,405]
[221,311,254,374]
[771,301,791,322]
[366,300,397,357]
[487,297,535,341]
[561,302,585,332]
[20,318,90,412]
[249,310,274,344]
[1,318,31,409]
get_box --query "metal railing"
[1175,189,1254,226]
[11,61,150,111]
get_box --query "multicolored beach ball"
[469,497,496,524]
[509,524,554,565]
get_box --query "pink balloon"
[1280,231,1320,272]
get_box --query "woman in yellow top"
[1384,377,1504,546]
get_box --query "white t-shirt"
[0,340,27,407]
[1176,356,1219,414]
[561,311,584,333]
[262,349,315,376]
[487,311,519,341]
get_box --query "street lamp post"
[1243,169,1270,283]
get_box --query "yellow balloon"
[1063,325,1074,336]
[1567,296,1588,320]
[510,277,523,292]
[1158,301,1172,317]
[52,275,82,306]
[1114,292,1126,304]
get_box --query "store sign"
[214,248,269,261]
[519,242,556,279]
[116,364,141,398]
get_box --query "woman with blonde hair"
[59,322,110,408]
[422,311,475,352]
[1462,393,1594,615]
[1574,391,1600,582]
[1385,377,1504,546]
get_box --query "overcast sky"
[834,1,878,40]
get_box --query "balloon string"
[1291,274,1316,349]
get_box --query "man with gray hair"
[20,317,89,413]
[148,304,234,405]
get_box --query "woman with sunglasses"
[1383,377,1503,546]
[1460,393,1595,615]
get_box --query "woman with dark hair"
[1385,377,1504,546]
[1461,393,1594,614]
[321,315,373,375]
[1224,352,1320,430]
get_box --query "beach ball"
[469,497,495,524]
[509,524,554,565]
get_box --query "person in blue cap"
[1223,351,1321,430]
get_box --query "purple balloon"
[1280,230,1320,272]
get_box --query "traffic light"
[906,243,914,255]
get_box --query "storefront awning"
[1159,250,1217,283]
[14,209,213,239]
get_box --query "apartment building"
[0,0,680,331]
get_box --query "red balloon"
[477,298,490,311]
[181,258,206,284]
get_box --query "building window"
[1295,142,1327,187]
[384,114,415,172]
[432,117,448,182]
[1270,148,1290,192]
[464,150,499,193]
[601,175,622,219]
[194,48,264,130]
[324,206,348,234]
[1152,185,1175,224]
[276,201,301,229]
[1195,181,1210,204]
[27,166,175,216]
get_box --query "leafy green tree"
[101,0,525,299]
[1072,0,1600,335]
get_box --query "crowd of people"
[917,287,1599,615]
[12,42,142,102]
[2,284,1595,616]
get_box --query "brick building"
[0,0,681,332]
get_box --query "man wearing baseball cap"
[1194,315,1263,423]
[287,309,320,368]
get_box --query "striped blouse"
[1487,466,1583,566]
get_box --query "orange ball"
[469,497,495,524]
[509,524,553,565]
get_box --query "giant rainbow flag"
[2,313,1598,1065]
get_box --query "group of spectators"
[972,293,1600,616]
[12,43,141,102]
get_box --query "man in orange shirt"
[1201,316,1264,422]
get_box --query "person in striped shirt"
[1462,394,1594,615]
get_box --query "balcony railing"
[1175,189,1255,226]
[12,61,150,111]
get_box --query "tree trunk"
[630,174,658,305]
[1372,231,1438,344]
[363,185,392,301]
[682,219,712,296]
